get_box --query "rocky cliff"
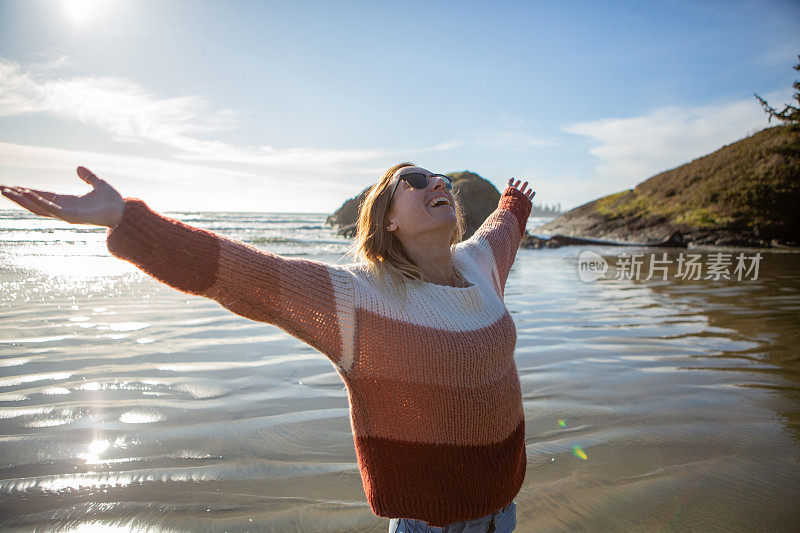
[327,171,501,240]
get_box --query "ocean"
[1,209,799,531]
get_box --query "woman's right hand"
[507,178,535,200]
[0,166,125,228]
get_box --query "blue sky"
[0,0,798,213]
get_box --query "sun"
[61,0,111,26]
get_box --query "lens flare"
[572,445,588,460]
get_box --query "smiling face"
[385,166,457,242]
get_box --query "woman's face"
[385,166,457,242]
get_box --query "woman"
[1,162,535,532]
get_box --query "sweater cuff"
[106,197,220,294]
[498,186,532,234]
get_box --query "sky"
[0,0,798,214]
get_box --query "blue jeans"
[388,501,516,532]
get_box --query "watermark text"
[578,251,762,282]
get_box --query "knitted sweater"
[105,186,532,527]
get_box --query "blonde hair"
[342,162,466,301]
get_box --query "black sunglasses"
[388,172,453,201]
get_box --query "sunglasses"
[388,172,454,201]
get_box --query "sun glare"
[62,0,112,26]
[77,438,110,464]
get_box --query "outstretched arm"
[460,178,534,296]
[105,198,355,368]
[1,167,355,370]
[1,166,125,227]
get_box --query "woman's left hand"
[507,178,535,200]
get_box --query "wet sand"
[1,220,799,530]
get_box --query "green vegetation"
[673,208,734,228]
[595,190,734,228]
[588,125,800,239]
[594,190,651,219]
[590,56,800,239]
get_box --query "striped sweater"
[106,186,532,527]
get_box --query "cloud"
[0,56,461,173]
[0,56,479,213]
[0,57,457,172]
[0,138,463,213]
[0,141,363,213]
[0,57,233,141]
[562,93,789,182]
[0,141,275,185]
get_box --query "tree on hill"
[754,54,800,130]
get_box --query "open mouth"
[426,196,452,209]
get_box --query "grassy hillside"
[558,125,799,243]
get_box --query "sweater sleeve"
[459,186,532,296]
[105,198,355,370]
